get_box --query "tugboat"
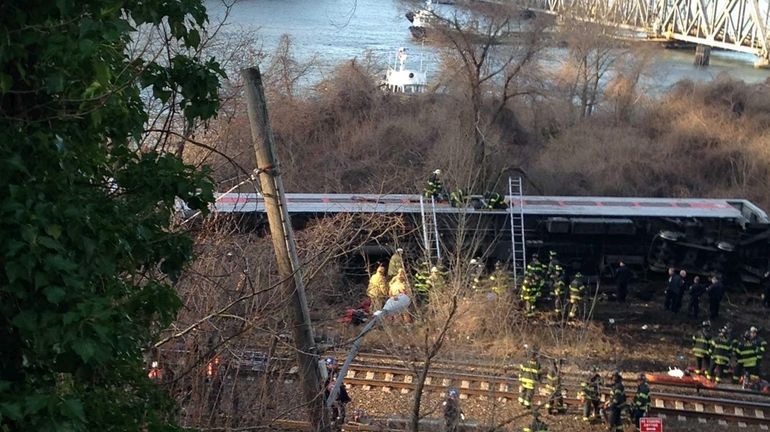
[405,0,435,40]
[381,48,427,94]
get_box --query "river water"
[206,0,770,91]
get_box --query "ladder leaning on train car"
[509,177,527,284]
[419,195,442,266]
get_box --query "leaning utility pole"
[242,67,328,431]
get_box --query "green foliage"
[0,1,222,430]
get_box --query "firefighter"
[749,326,767,374]
[428,266,446,293]
[552,268,566,316]
[450,188,468,208]
[366,263,388,311]
[483,191,506,209]
[605,371,626,432]
[518,348,542,408]
[579,368,602,421]
[443,388,464,432]
[528,253,546,281]
[470,258,485,293]
[568,273,585,319]
[413,261,431,304]
[709,327,734,383]
[521,276,538,317]
[424,169,445,201]
[388,269,413,323]
[544,361,566,414]
[388,248,405,278]
[631,373,650,428]
[490,261,512,297]
[523,410,548,432]
[692,320,712,377]
[543,251,560,300]
[734,330,759,386]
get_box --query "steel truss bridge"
[515,0,770,65]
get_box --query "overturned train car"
[210,193,770,285]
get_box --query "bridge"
[514,0,770,66]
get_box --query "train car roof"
[208,193,770,223]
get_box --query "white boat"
[381,48,427,94]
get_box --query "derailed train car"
[210,193,770,286]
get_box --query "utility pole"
[242,67,328,431]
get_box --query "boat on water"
[405,0,435,40]
[405,0,537,42]
[381,48,427,94]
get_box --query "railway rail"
[335,360,770,427]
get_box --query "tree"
[0,1,223,430]
[426,2,548,188]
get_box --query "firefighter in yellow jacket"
[389,268,413,322]
[366,263,388,311]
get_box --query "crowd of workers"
[507,347,652,432]
[423,169,507,210]
[663,267,727,320]
[690,321,767,386]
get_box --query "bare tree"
[416,1,549,187]
[551,15,637,120]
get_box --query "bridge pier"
[754,57,770,68]
[694,45,711,66]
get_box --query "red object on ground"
[640,417,663,432]
[645,372,717,388]
[337,298,372,325]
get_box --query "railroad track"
[340,362,770,427]
[347,351,770,401]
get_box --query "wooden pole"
[241,67,328,431]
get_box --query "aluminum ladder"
[419,195,442,265]
[508,177,527,282]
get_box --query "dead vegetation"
[186,29,770,209]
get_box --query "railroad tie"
[755,409,765,419]
[675,401,684,410]
[760,424,768,430]
[425,377,432,385]
[382,373,394,393]
[497,383,509,402]
[735,407,744,417]
[479,381,490,401]
[442,378,450,387]
[714,405,724,414]
[718,420,727,426]
[346,370,356,378]
[402,375,413,394]
[654,398,665,408]
[460,380,470,399]
[738,422,747,428]
[698,418,707,423]
[363,371,375,390]
[695,403,704,412]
